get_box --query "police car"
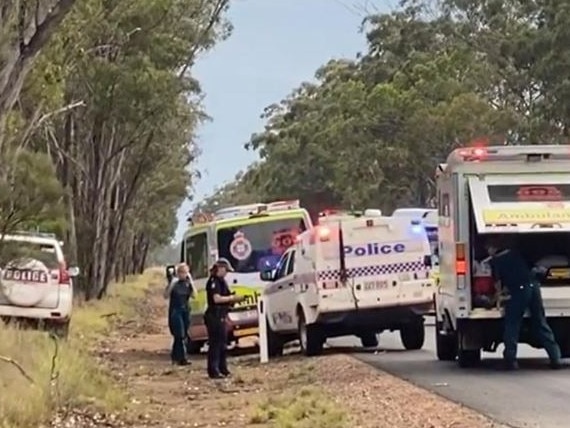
[260,210,435,357]
[0,232,79,337]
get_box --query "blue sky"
[175,0,391,239]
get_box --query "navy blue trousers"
[503,283,561,363]
[169,307,190,362]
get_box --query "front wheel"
[298,312,324,357]
[400,318,425,350]
[359,332,379,348]
[186,340,205,355]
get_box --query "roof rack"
[8,230,58,239]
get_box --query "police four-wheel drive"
[260,209,436,357]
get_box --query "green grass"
[0,270,159,428]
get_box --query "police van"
[435,145,570,367]
[260,209,435,357]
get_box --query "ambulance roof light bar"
[447,144,570,167]
[213,199,301,221]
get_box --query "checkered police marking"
[317,261,425,280]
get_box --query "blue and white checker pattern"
[317,261,425,281]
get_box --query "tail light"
[59,261,70,285]
[455,242,466,274]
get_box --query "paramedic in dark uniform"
[164,263,194,365]
[205,258,245,378]
[484,236,562,370]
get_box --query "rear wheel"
[359,332,379,348]
[400,318,425,350]
[457,349,481,368]
[435,321,457,361]
[298,312,324,357]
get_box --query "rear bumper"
[0,305,70,322]
[189,308,260,342]
[316,302,432,332]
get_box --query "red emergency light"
[457,147,488,160]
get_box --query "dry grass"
[249,385,348,428]
[0,270,160,428]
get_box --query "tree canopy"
[198,0,570,216]
[0,0,231,298]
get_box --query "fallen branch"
[0,354,36,384]
[101,312,118,318]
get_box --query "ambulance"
[180,200,312,353]
[435,145,570,367]
[260,209,435,357]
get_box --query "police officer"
[484,236,562,370]
[164,263,194,365]
[205,258,245,379]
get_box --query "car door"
[269,250,292,331]
[280,248,298,331]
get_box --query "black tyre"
[359,332,379,348]
[457,348,481,368]
[435,321,457,361]
[186,339,205,355]
[400,318,425,350]
[298,312,324,356]
[267,319,284,357]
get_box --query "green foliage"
[0,0,231,297]
[0,148,64,234]
[202,0,569,214]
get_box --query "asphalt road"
[327,318,570,428]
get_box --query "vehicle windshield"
[425,226,438,255]
[217,216,307,273]
[0,239,59,269]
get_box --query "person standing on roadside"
[205,258,245,379]
[164,263,195,365]
[484,235,562,370]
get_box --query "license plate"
[228,309,257,322]
[234,327,258,337]
[363,280,388,290]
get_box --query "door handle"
[288,282,294,287]
[277,284,284,290]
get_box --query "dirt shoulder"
[94,287,507,428]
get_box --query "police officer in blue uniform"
[484,236,562,370]
[205,258,245,379]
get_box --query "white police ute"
[260,211,435,357]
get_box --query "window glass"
[185,233,208,278]
[217,217,307,273]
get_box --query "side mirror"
[423,255,432,268]
[68,266,80,277]
[259,270,274,281]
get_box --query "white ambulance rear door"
[468,173,570,234]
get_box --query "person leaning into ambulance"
[484,236,562,370]
[205,258,245,379]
